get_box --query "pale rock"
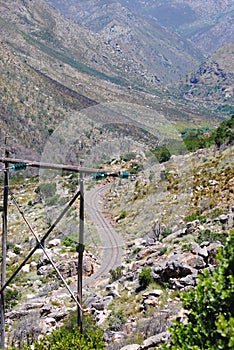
[22,264,30,273]
[48,238,61,248]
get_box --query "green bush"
[5,288,21,310]
[110,266,122,282]
[10,314,105,350]
[162,230,234,350]
[214,115,234,148]
[151,146,171,163]
[138,267,153,289]
[35,183,57,199]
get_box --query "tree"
[162,230,234,349]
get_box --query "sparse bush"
[5,288,21,310]
[185,211,207,223]
[108,309,126,331]
[118,210,127,220]
[35,183,56,199]
[110,266,122,282]
[138,267,153,289]
[161,228,172,239]
[151,146,171,163]
[10,314,105,350]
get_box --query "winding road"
[83,183,124,287]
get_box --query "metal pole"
[0,146,9,349]
[77,166,84,333]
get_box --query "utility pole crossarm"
[0,157,105,174]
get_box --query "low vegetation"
[9,314,105,350]
[162,230,234,350]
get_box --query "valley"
[0,0,233,349]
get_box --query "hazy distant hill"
[0,0,229,158]
[48,0,234,56]
[171,42,234,114]
[47,0,204,83]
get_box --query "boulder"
[195,255,206,269]
[48,238,61,247]
[219,214,228,224]
[139,332,170,349]
[120,345,140,350]
[40,304,53,317]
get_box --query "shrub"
[10,314,105,350]
[214,115,234,148]
[110,266,122,282]
[162,230,234,350]
[138,267,153,289]
[35,183,57,199]
[151,146,171,163]
[5,288,21,311]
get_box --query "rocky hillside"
[1,139,233,349]
[48,0,204,84]
[1,0,224,161]
[49,0,234,56]
[171,42,234,114]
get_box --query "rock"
[207,242,222,265]
[6,310,29,320]
[91,302,105,311]
[37,249,53,268]
[57,260,77,278]
[195,255,206,269]
[139,332,170,349]
[40,304,53,317]
[107,290,121,298]
[198,246,208,258]
[22,264,30,273]
[200,241,210,247]
[219,214,228,224]
[44,317,56,326]
[120,345,140,350]
[162,228,186,242]
[180,274,197,287]
[48,238,61,247]
[49,310,68,322]
[191,242,200,255]
[37,265,53,276]
[142,290,163,298]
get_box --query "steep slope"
[48,0,234,56]
[48,0,204,83]
[171,43,234,114]
[0,0,158,91]
[0,0,224,159]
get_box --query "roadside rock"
[139,332,170,349]
[120,345,140,350]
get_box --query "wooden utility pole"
[0,144,9,349]
[77,164,84,333]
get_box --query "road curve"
[83,183,124,287]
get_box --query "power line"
[8,188,82,311]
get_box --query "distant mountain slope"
[0,0,160,91]
[48,0,234,57]
[171,43,234,114]
[0,0,225,158]
[47,0,204,83]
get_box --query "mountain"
[171,42,234,114]
[1,0,223,159]
[48,0,234,56]
[47,0,204,84]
